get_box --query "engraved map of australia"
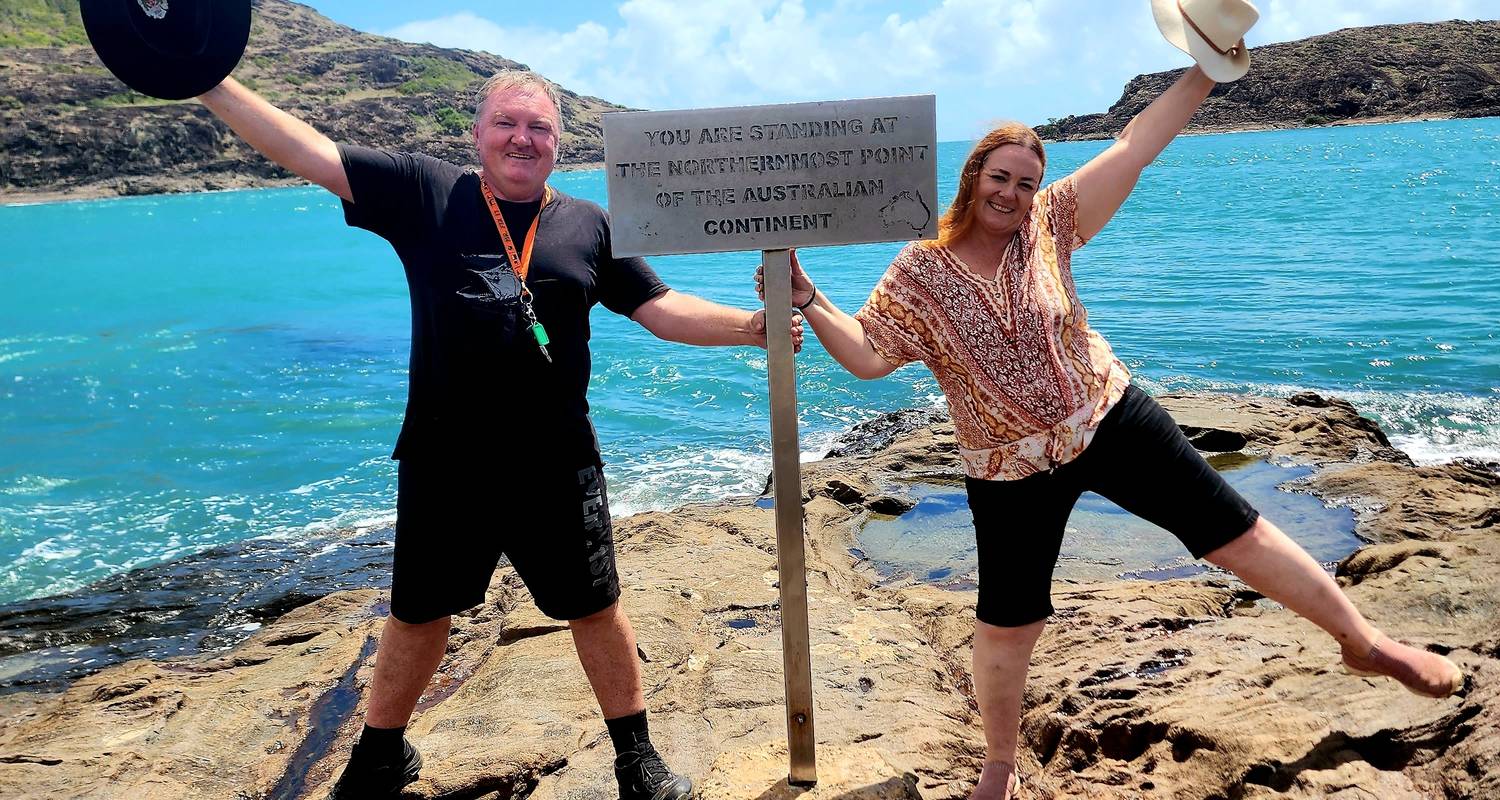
[880,190,931,233]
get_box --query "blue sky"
[303,1,1495,141]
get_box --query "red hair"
[930,122,1046,247]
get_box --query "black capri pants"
[966,385,1260,627]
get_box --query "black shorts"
[390,457,620,624]
[965,385,1259,628]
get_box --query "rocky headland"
[1037,20,1500,141]
[0,391,1494,799]
[0,0,625,204]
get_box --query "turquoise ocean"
[2,118,1498,609]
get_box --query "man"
[196,70,800,799]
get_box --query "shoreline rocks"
[0,392,1494,799]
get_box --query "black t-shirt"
[338,144,668,463]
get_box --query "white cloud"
[862,0,1048,82]
[383,0,1496,139]
[1253,0,1490,44]
[385,12,612,91]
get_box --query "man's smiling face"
[473,86,560,201]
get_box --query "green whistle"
[530,322,550,347]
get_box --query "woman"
[758,64,1465,799]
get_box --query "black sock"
[605,710,650,756]
[355,723,406,759]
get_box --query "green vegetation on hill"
[432,105,470,135]
[0,0,86,48]
[86,89,178,109]
[397,56,480,96]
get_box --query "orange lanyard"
[479,178,551,282]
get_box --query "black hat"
[81,0,252,100]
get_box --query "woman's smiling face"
[970,144,1044,237]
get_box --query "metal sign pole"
[603,95,935,789]
[761,247,817,786]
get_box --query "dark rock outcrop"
[1038,20,1500,141]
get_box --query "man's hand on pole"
[749,308,805,353]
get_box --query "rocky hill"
[1039,19,1500,140]
[0,0,626,202]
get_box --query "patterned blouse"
[854,176,1131,481]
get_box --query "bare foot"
[969,759,1020,800]
[1343,635,1465,698]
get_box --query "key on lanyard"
[523,302,552,363]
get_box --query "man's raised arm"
[197,77,351,201]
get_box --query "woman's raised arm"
[1072,65,1216,241]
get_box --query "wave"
[605,428,844,517]
[1135,375,1500,468]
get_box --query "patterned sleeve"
[1040,174,1088,253]
[852,247,934,368]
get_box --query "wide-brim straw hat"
[1150,0,1259,83]
[81,0,252,100]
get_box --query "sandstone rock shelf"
[0,392,1494,798]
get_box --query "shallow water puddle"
[857,457,1359,587]
[265,634,378,799]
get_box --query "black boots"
[614,744,693,800]
[327,736,423,799]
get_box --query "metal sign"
[604,95,937,257]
